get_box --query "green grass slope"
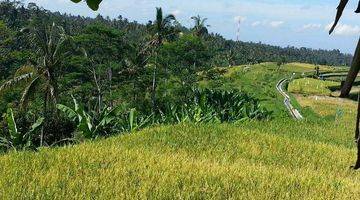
[0,121,359,199]
[200,63,292,117]
[289,78,338,96]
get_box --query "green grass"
[0,120,359,199]
[288,78,339,96]
[200,63,293,117]
[200,62,342,117]
[282,62,348,74]
[1,62,357,199]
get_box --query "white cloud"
[269,21,284,28]
[234,16,246,23]
[171,9,181,16]
[325,23,360,36]
[250,20,284,28]
[302,23,322,30]
[251,21,261,27]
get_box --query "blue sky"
[26,0,360,54]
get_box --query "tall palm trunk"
[151,62,157,114]
[40,67,60,146]
[353,92,360,169]
[340,38,360,97]
[151,48,160,114]
[40,92,48,147]
[91,68,102,113]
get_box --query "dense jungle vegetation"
[0,0,352,151]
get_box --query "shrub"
[0,108,44,152]
[155,88,271,124]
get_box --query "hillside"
[1,1,359,198]
[1,62,359,199]
[0,121,358,199]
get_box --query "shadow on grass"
[325,80,360,101]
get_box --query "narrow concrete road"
[276,79,304,120]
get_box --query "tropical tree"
[329,0,360,97]
[329,0,360,170]
[146,7,177,113]
[226,49,237,67]
[74,24,128,112]
[0,19,30,81]
[191,15,210,37]
[0,23,73,145]
[0,20,13,79]
[276,56,287,71]
[158,34,210,89]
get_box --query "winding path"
[276,79,304,120]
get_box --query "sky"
[24,0,360,54]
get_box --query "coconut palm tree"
[149,7,177,47]
[146,7,177,113]
[330,0,360,170]
[191,15,210,37]
[0,22,73,145]
[329,0,360,97]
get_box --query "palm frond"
[6,108,18,137]
[20,76,41,109]
[155,7,163,30]
[14,65,37,77]
[329,0,349,34]
[164,14,176,23]
[356,0,360,13]
[201,18,208,26]
[0,73,34,93]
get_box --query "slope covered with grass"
[0,120,359,199]
[289,78,338,96]
[200,63,292,117]
[1,62,358,199]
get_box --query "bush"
[155,88,271,124]
[58,89,271,141]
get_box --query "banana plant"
[57,96,120,139]
[121,108,152,132]
[0,108,44,151]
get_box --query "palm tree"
[0,23,72,145]
[191,15,210,37]
[146,7,177,113]
[226,49,236,67]
[329,0,360,169]
[329,0,360,97]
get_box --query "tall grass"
[0,121,359,199]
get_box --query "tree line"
[0,1,352,81]
[0,1,272,151]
